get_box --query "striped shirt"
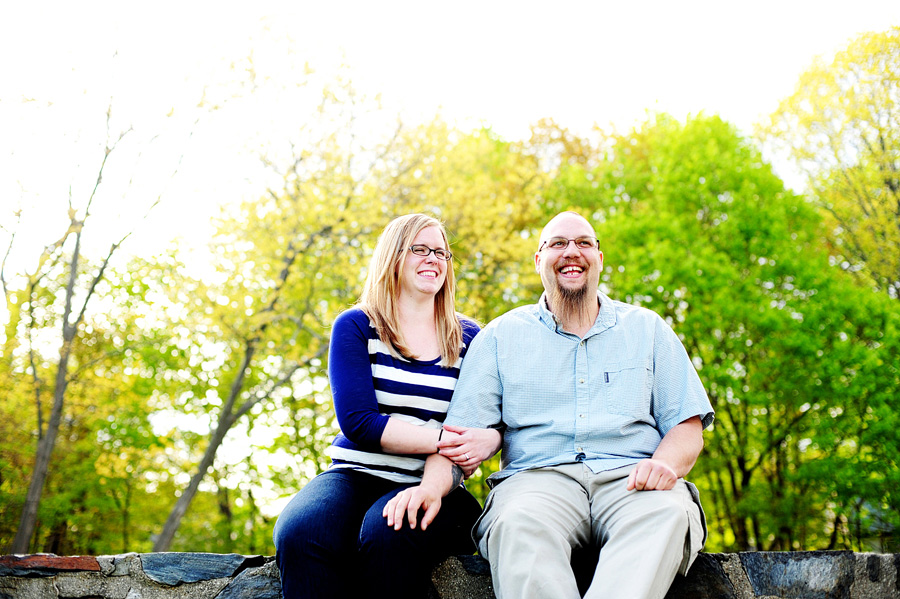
[445,290,714,483]
[325,308,480,483]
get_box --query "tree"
[549,113,900,551]
[761,26,900,299]
[150,110,554,547]
[0,55,206,549]
[150,72,399,550]
[378,120,547,321]
[1,106,164,553]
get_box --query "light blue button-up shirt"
[445,290,714,483]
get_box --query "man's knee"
[642,491,691,536]
[482,501,584,563]
[484,499,558,544]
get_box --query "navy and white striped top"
[325,308,480,483]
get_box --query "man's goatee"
[549,282,595,327]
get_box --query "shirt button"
[579,378,585,384]
[579,414,585,418]
[580,341,585,347]
[577,447,584,452]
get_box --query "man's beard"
[548,279,595,327]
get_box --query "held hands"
[626,458,678,491]
[383,484,443,531]
[437,424,502,478]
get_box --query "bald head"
[533,211,604,331]
[538,211,597,251]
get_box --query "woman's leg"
[358,485,482,599]
[273,469,392,599]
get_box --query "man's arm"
[383,453,464,530]
[626,416,703,491]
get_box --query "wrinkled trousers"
[475,463,706,599]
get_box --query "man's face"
[534,213,603,297]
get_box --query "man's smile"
[559,263,586,277]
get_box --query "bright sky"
[3,1,900,268]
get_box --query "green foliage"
[0,258,182,553]
[375,121,547,321]
[4,42,899,554]
[547,113,900,551]
[761,26,900,299]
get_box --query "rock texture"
[1,551,898,598]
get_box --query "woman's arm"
[329,310,391,449]
[329,309,465,454]
[380,419,459,454]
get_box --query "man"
[385,211,714,599]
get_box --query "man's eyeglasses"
[539,237,599,252]
[408,244,452,261]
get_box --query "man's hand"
[383,484,444,531]
[628,416,704,491]
[437,424,501,477]
[626,458,678,491]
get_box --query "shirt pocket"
[602,359,652,418]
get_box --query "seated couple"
[273,211,714,599]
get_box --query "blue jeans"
[273,468,482,599]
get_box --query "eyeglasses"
[538,236,599,252]
[408,244,452,261]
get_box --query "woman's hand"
[383,484,443,531]
[436,424,502,476]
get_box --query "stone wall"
[1,551,898,598]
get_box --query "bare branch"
[746,407,811,476]
[70,239,119,336]
[26,298,44,440]
[84,100,133,221]
[233,339,330,423]
[0,209,21,300]
[66,346,127,383]
[231,364,302,423]
[60,225,83,341]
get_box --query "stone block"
[740,551,856,598]
[2,550,899,598]
[140,553,265,586]
[0,554,100,577]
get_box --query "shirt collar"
[536,289,617,337]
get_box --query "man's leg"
[583,470,702,599]
[475,465,591,599]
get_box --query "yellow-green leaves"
[762,26,900,299]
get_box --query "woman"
[273,214,500,599]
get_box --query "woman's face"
[399,225,448,300]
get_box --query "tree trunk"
[153,413,234,551]
[11,363,69,553]
[11,230,83,554]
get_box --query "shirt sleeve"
[459,317,482,347]
[328,310,389,448]
[650,314,715,437]
[445,325,504,428]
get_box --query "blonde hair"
[358,213,463,367]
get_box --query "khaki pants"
[474,463,706,599]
